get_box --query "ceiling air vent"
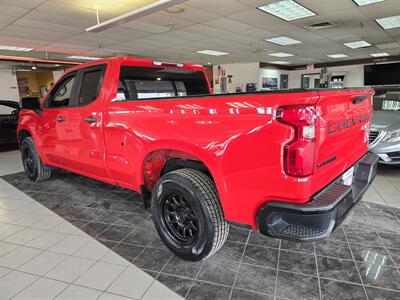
[305,22,336,31]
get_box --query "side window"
[78,68,103,106]
[49,75,76,108]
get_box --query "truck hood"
[372,111,400,131]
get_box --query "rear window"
[117,66,209,101]
[78,68,103,106]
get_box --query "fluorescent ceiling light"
[376,15,400,29]
[86,0,185,32]
[270,61,290,64]
[370,52,389,57]
[268,52,294,57]
[353,0,384,6]
[196,50,228,56]
[343,40,371,49]
[376,42,400,49]
[265,36,302,45]
[67,56,100,60]
[258,0,316,21]
[0,45,32,52]
[327,54,348,58]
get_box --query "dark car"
[0,100,20,146]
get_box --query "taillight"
[277,105,317,177]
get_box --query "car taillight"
[277,105,317,177]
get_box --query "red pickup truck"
[18,57,378,261]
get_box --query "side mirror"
[20,97,42,115]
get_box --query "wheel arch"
[138,143,227,207]
[17,129,32,146]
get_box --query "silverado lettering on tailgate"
[328,113,369,135]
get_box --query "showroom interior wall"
[288,64,365,88]
[213,63,260,93]
[0,69,19,114]
[213,62,368,92]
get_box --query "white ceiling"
[0,0,400,65]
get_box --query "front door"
[39,65,107,178]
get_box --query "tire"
[151,168,229,261]
[21,137,51,182]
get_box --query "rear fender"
[137,141,227,205]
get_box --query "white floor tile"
[30,215,65,230]
[4,227,44,245]
[18,250,67,276]
[100,250,131,267]
[106,266,154,299]
[73,239,110,260]
[0,224,25,240]
[372,176,399,194]
[13,277,68,300]
[0,241,18,257]
[74,261,125,290]
[380,192,400,208]
[0,266,11,279]
[49,234,92,255]
[0,246,42,269]
[55,284,102,300]
[26,231,68,249]
[6,211,46,227]
[0,270,38,299]
[98,292,135,300]
[51,221,79,234]
[46,256,96,283]
[142,280,183,300]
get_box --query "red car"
[18,57,378,261]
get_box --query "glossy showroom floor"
[0,149,400,300]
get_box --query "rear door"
[314,89,374,181]
[59,64,107,177]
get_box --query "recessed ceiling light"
[353,0,384,6]
[343,40,371,49]
[327,54,349,58]
[265,36,302,45]
[270,61,290,64]
[257,0,316,21]
[165,5,184,13]
[31,66,37,70]
[67,55,100,60]
[376,15,400,29]
[196,50,228,56]
[268,52,295,57]
[370,52,390,57]
[0,45,33,52]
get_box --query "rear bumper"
[256,152,379,242]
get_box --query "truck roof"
[65,56,206,75]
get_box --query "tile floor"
[1,149,400,299]
[0,149,182,300]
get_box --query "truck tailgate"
[313,89,374,185]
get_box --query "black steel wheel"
[21,137,51,182]
[162,193,199,244]
[151,168,228,261]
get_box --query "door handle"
[55,116,65,122]
[84,117,97,123]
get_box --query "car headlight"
[381,129,400,143]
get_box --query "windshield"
[373,91,400,111]
[117,66,210,101]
